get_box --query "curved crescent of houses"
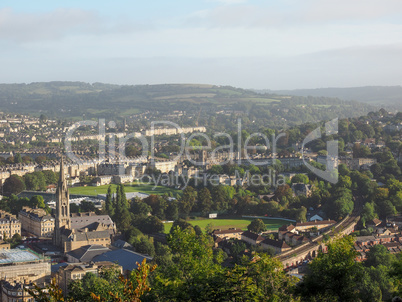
[276,214,360,267]
[275,196,362,268]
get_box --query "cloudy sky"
[1,0,402,89]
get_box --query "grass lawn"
[69,183,179,197]
[163,218,292,234]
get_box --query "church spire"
[53,155,71,249]
[60,155,64,180]
[58,156,67,192]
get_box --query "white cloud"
[0,8,149,43]
[0,8,101,42]
[188,0,402,28]
[301,0,402,23]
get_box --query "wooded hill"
[0,82,378,129]
[270,86,402,109]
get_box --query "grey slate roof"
[93,249,152,272]
[66,245,111,262]
[71,212,114,230]
[72,230,111,241]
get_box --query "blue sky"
[1,0,402,89]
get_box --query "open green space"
[163,218,292,234]
[241,97,281,103]
[69,182,179,197]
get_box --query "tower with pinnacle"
[53,156,71,248]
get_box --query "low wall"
[242,215,296,222]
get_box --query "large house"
[1,280,39,302]
[0,210,21,240]
[18,207,55,238]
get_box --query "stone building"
[18,207,55,238]
[0,241,10,249]
[0,280,39,302]
[54,261,122,296]
[0,210,21,240]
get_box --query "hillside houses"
[354,235,402,261]
[279,231,309,246]
[260,238,291,254]
[241,231,265,246]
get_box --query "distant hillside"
[268,86,402,109]
[0,82,283,117]
[0,81,379,129]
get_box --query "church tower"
[53,156,71,247]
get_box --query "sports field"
[163,218,292,234]
[69,183,179,197]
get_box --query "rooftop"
[0,249,41,265]
[66,245,111,262]
[93,249,152,272]
[262,238,291,249]
[71,212,114,230]
[242,231,265,242]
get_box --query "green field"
[163,218,292,234]
[69,183,179,197]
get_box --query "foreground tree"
[146,227,299,301]
[28,259,155,302]
[298,236,363,301]
[147,227,223,301]
[297,235,401,301]
[391,254,402,298]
